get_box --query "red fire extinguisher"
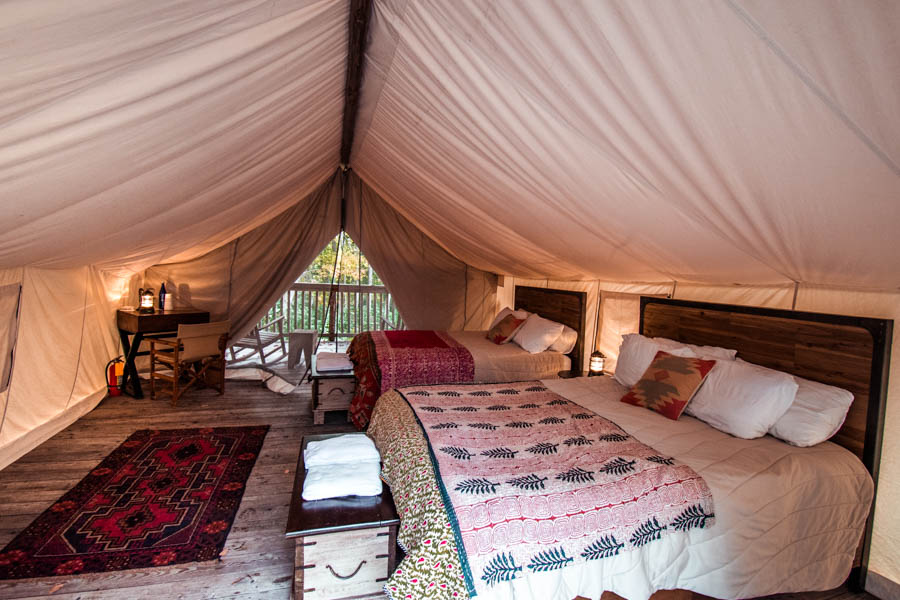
[106,357,124,397]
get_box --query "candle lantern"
[139,287,155,313]
[589,350,606,376]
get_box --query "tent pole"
[339,0,373,166]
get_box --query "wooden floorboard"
[0,381,353,600]
[0,381,878,600]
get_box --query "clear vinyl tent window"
[0,284,21,392]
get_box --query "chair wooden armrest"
[230,316,286,366]
[150,337,180,348]
[260,315,285,332]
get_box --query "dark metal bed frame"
[639,296,892,590]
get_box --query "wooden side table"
[557,370,606,379]
[116,308,210,399]
[310,355,356,425]
[285,434,400,600]
[557,369,588,378]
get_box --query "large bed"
[348,286,587,428]
[365,297,891,600]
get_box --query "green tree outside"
[299,234,382,285]
[259,234,400,339]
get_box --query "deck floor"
[0,381,877,600]
[226,340,350,386]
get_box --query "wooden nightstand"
[285,434,400,600]
[557,369,606,379]
[310,355,356,425]
[557,369,587,378]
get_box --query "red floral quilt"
[348,330,475,429]
[368,381,715,599]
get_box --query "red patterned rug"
[0,425,268,579]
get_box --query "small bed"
[347,286,587,428]
[365,297,891,600]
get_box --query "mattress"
[369,375,873,600]
[538,375,874,600]
[450,330,571,381]
[348,330,571,429]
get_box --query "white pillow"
[686,359,798,439]
[613,333,693,387]
[549,324,578,354]
[768,376,854,447]
[653,337,738,361]
[488,307,530,331]
[513,313,564,354]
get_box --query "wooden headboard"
[640,296,892,586]
[515,286,587,370]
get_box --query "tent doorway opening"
[228,233,403,371]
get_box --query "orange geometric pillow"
[621,351,717,420]
[487,314,526,344]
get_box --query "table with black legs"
[116,308,210,399]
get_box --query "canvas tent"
[0,0,899,594]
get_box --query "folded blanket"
[302,461,382,501]
[304,433,380,467]
[316,352,353,372]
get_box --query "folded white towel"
[302,462,382,501]
[316,352,353,371]
[304,433,380,467]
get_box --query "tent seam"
[63,269,91,411]
[352,0,413,164]
[725,0,900,180]
[0,280,23,435]
[227,238,239,322]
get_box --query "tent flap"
[144,174,343,343]
[345,172,497,331]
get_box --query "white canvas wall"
[793,287,900,588]
[0,0,351,467]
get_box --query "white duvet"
[478,376,873,600]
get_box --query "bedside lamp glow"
[589,351,605,376]
[138,288,155,314]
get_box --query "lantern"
[589,351,606,376]
[139,287,155,313]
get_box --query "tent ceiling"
[0,0,346,272]
[0,0,898,291]
[352,0,900,288]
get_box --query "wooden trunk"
[293,527,392,599]
[312,376,355,425]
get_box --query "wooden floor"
[227,340,350,386]
[0,381,355,600]
[0,381,878,600]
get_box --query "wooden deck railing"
[260,282,404,341]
